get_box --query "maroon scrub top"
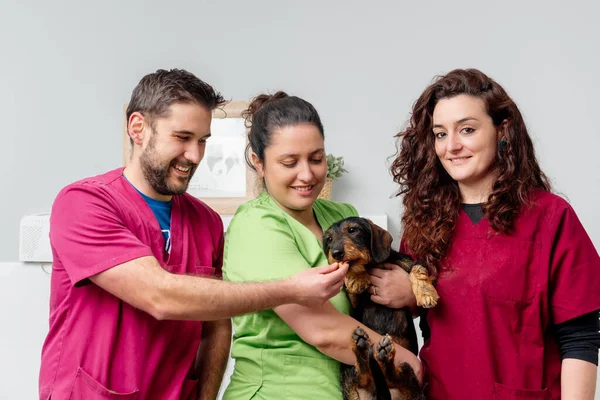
[407,191,600,399]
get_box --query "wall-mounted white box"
[19,213,52,263]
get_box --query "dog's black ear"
[367,219,393,264]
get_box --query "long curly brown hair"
[390,69,551,274]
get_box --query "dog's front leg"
[409,264,439,308]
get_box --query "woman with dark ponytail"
[221,92,421,399]
[371,68,600,399]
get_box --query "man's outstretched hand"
[287,262,349,307]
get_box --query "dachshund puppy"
[323,217,438,400]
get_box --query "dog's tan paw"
[409,265,439,309]
[415,285,439,308]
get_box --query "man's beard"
[139,134,197,196]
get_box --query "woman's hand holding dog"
[368,263,417,309]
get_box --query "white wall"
[1,0,599,398]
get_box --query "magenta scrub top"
[39,168,224,400]
[407,190,600,399]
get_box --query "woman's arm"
[274,301,422,382]
[556,311,600,400]
[561,359,597,399]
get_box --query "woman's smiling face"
[255,123,327,215]
[432,94,503,196]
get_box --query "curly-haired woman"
[369,68,600,399]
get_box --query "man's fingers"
[330,262,349,277]
[329,269,348,289]
[313,263,339,274]
[330,264,348,286]
[339,262,349,274]
[325,275,345,299]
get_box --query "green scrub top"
[222,191,359,400]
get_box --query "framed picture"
[123,101,261,214]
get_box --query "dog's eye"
[348,227,357,234]
[326,237,332,244]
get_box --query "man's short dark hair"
[126,68,226,128]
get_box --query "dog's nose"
[332,248,345,260]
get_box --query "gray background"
[2,0,599,260]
